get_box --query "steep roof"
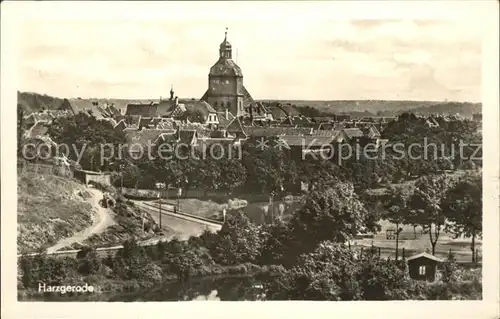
[125,103,159,117]
[268,105,288,120]
[241,86,254,109]
[226,117,247,137]
[67,99,105,119]
[217,111,235,128]
[183,100,217,118]
[367,125,381,138]
[156,100,176,117]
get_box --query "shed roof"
[407,252,444,262]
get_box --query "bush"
[440,253,458,283]
[140,263,163,283]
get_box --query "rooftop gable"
[407,252,444,262]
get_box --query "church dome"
[220,38,232,50]
[209,59,243,77]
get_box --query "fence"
[350,243,482,266]
[120,186,272,202]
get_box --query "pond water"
[111,275,266,301]
[21,275,268,301]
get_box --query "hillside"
[17,169,94,254]
[259,100,481,117]
[17,91,66,114]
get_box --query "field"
[352,220,481,263]
[17,170,94,253]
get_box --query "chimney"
[175,96,179,106]
[225,107,229,120]
[170,85,174,100]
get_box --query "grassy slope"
[17,171,94,254]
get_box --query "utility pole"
[142,212,145,234]
[177,187,181,212]
[156,182,166,229]
[120,164,124,195]
[159,193,162,229]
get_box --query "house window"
[419,266,426,275]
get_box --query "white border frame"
[2,2,498,318]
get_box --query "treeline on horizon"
[17,91,481,117]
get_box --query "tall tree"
[410,174,453,255]
[265,241,410,301]
[46,112,126,170]
[207,210,263,265]
[385,186,410,260]
[442,173,482,262]
[288,181,369,260]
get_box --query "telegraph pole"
[156,182,165,229]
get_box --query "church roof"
[241,86,254,109]
[209,58,243,77]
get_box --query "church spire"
[169,84,174,100]
[219,27,232,59]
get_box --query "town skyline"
[17,4,482,102]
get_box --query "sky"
[15,2,484,102]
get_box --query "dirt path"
[46,187,115,253]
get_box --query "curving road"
[45,187,115,254]
[20,195,221,258]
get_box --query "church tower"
[201,28,253,117]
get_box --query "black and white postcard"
[1,1,499,319]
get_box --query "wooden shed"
[407,252,443,282]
